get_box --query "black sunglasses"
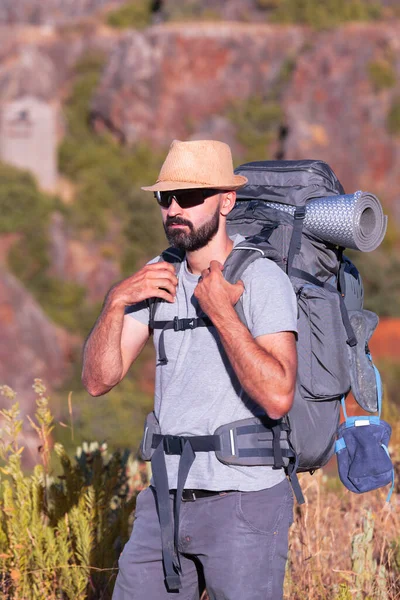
[154,188,221,209]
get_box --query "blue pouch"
[335,366,394,502]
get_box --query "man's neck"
[185,233,234,275]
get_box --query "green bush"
[0,162,94,332]
[387,98,400,135]
[368,59,397,92]
[106,1,153,29]
[271,0,382,28]
[0,382,148,600]
[228,96,283,162]
[0,163,53,234]
[59,51,166,270]
[256,0,283,9]
[347,247,400,317]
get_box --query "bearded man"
[82,139,298,600]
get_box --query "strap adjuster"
[294,206,306,220]
[173,317,197,331]
[163,435,185,455]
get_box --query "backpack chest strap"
[151,316,213,364]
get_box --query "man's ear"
[220,191,236,216]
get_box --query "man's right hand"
[108,261,178,308]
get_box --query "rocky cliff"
[0,0,126,25]
[284,23,400,220]
[91,23,305,147]
[0,267,75,414]
[92,21,400,220]
[0,16,399,412]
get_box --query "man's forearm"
[210,304,295,420]
[82,293,125,396]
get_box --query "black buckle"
[173,317,196,331]
[173,317,183,331]
[163,435,185,455]
[181,489,197,502]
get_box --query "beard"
[163,205,220,252]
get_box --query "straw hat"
[141,139,248,192]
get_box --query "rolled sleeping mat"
[267,191,387,251]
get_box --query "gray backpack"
[226,159,380,474]
[148,160,380,475]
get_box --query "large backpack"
[225,159,370,473]
[147,159,381,475]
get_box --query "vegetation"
[106,1,153,29]
[0,161,96,333]
[387,98,400,136]
[368,59,397,92]
[351,249,400,317]
[55,358,154,456]
[228,96,283,163]
[0,163,53,235]
[270,0,382,28]
[0,382,144,599]
[59,51,166,273]
[0,383,399,599]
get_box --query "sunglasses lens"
[154,189,219,209]
[154,192,170,207]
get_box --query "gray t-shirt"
[128,236,298,491]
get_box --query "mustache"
[165,216,194,230]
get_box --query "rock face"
[0,0,126,25]
[0,267,74,414]
[0,17,399,415]
[92,22,400,223]
[91,23,305,147]
[49,212,121,304]
[284,23,400,220]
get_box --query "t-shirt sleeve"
[125,301,150,325]
[240,259,298,339]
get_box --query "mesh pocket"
[297,284,351,400]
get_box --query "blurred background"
[0,0,399,460]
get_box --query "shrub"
[387,98,400,135]
[228,96,283,162]
[0,163,53,234]
[368,59,397,92]
[346,246,400,317]
[271,0,382,28]
[106,1,153,29]
[0,162,95,332]
[0,381,146,600]
[58,51,167,280]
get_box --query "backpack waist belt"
[140,414,303,591]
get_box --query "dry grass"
[285,470,400,599]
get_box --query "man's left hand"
[194,260,244,318]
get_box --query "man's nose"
[167,197,182,216]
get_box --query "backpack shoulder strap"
[223,233,285,328]
[161,247,185,264]
[148,247,185,325]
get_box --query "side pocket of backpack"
[347,309,379,413]
[296,284,351,400]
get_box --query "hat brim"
[141,174,248,192]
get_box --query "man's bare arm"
[82,262,178,396]
[194,261,297,420]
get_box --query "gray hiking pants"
[112,478,293,600]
